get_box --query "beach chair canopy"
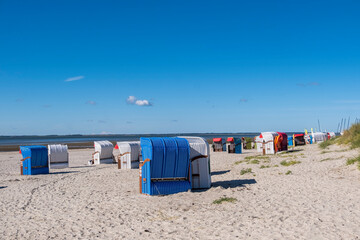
[116,141,140,169]
[213,138,222,143]
[20,145,49,175]
[140,137,191,195]
[48,144,69,169]
[260,132,278,142]
[94,141,113,159]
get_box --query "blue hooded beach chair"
[288,136,294,147]
[19,146,49,175]
[139,137,191,195]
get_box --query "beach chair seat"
[19,146,49,175]
[140,137,191,195]
[48,144,69,169]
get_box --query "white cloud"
[65,76,84,82]
[126,96,152,106]
[126,96,137,104]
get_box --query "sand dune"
[1,144,360,239]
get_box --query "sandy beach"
[1,144,360,239]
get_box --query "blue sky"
[0,0,359,135]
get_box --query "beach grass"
[280,160,301,166]
[240,168,252,175]
[213,197,237,204]
[248,159,260,164]
[285,170,292,175]
[346,156,360,166]
[338,123,360,149]
[260,165,271,169]
[244,155,269,161]
[319,137,338,149]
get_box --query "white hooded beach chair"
[313,132,327,143]
[115,141,141,169]
[259,132,278,155]
[92,141,114,165]
[181,136,211,189]
[48,144,69,169]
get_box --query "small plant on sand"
[245,155,269,161]
[319,137,338,149]
[240,168,252,175]
[346,156,360,166]
[235,160,244,165]
[213,197,237,204]
[260,165,271,169]
[321,150,331,154]
[273,164,279,167]
[248,159,260,164]
[280,160,301,166]
[285,170,292,175]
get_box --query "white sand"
[1,144,360,239]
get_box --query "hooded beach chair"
[139,137,191,195]
[258,132,279,155]
[92,141,114,165]
[19,146,49,175]
[48,144,69,169]
[181,136,211,189]
[115,141,141,169]
[275,132,288,152]
[313,132,328,143]
[226,137,242,154]
[294,134,306,146]
[212,138,226,152]
[288,135,294,148]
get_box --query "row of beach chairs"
[212,137,242,154]
[19,136,212,195]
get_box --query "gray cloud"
[239,99,248,103]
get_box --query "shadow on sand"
[211,170,230,176]
[211,179,257,188]
[285,149,304,153]
[50,171,80,175]
[0,186,7,189]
